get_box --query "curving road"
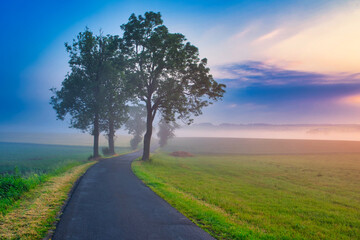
[53,151,214,240]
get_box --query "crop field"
[133,137,360,239]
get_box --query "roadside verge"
[0,162,96,240]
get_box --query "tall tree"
[124,105,146,150]
[100,36,130,155]
[50,29,116,158]
[157,119,179,147]
[121,12,226,160]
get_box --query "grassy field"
[0,142,131,175]
[0,142,91,175]
[0,141,131,215]
[133,138,360,239]
[163,137,360,155]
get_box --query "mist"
[176,123,360,141]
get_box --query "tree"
[100,36,130,155]
[124,105,146,150]
[157,119,179,147]
[50,29,118,158]
[121,12,226,160]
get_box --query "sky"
[2,0,360,133]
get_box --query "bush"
[102,147,111,156]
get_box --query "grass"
[0,142,132,215]
[0,142,130,175]
[0,140,132,239]
[0,161,89,215]
[163,137,360,155]
[0,161,95,240]
[0,170,46,215]
[132,152,360,239]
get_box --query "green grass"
[163,137,360,155]
[133,152,360,239]
[0,142,130,175]
[0,162,96,240]
[0,141,131,215]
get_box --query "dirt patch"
[169,151,194,157]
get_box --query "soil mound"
[169,151,194,157]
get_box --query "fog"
[0,132,132,146]
[176,123,360,141]
[2,123,360,147]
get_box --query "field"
[133,137,360,239]
[162,137,360,155]
[0,142,130,175]
[0,141,131,215]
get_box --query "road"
[53,151,214,240]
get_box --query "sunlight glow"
[267,7,360,73]
[341,94,360,106]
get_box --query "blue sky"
[2,0,360,133]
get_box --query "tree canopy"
[121,12,225,160]
[51,12,225,160]
[50,29,129,157]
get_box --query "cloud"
[196,1,360,75]
[253,28,282,44]
[216,61,360,89]
[227,103,237,109]
[265,6,360,73]
[209,60,360,124]
[228,28,251,41]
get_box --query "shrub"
[102,147,112,156]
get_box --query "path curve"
[53,151,214,240]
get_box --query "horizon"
[3,121,360,143]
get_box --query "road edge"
[42,161,98,240]
[130,157,215,240]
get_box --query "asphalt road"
[53,151,214,240]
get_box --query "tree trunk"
[93,113,100,158]
[108,119,115,155]
[142,105,153,161]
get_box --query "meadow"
[133,137,360,239]
[162,137,360,155]
[0,141,130,215]
[0,142,91,175]
[0,142,131,175]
